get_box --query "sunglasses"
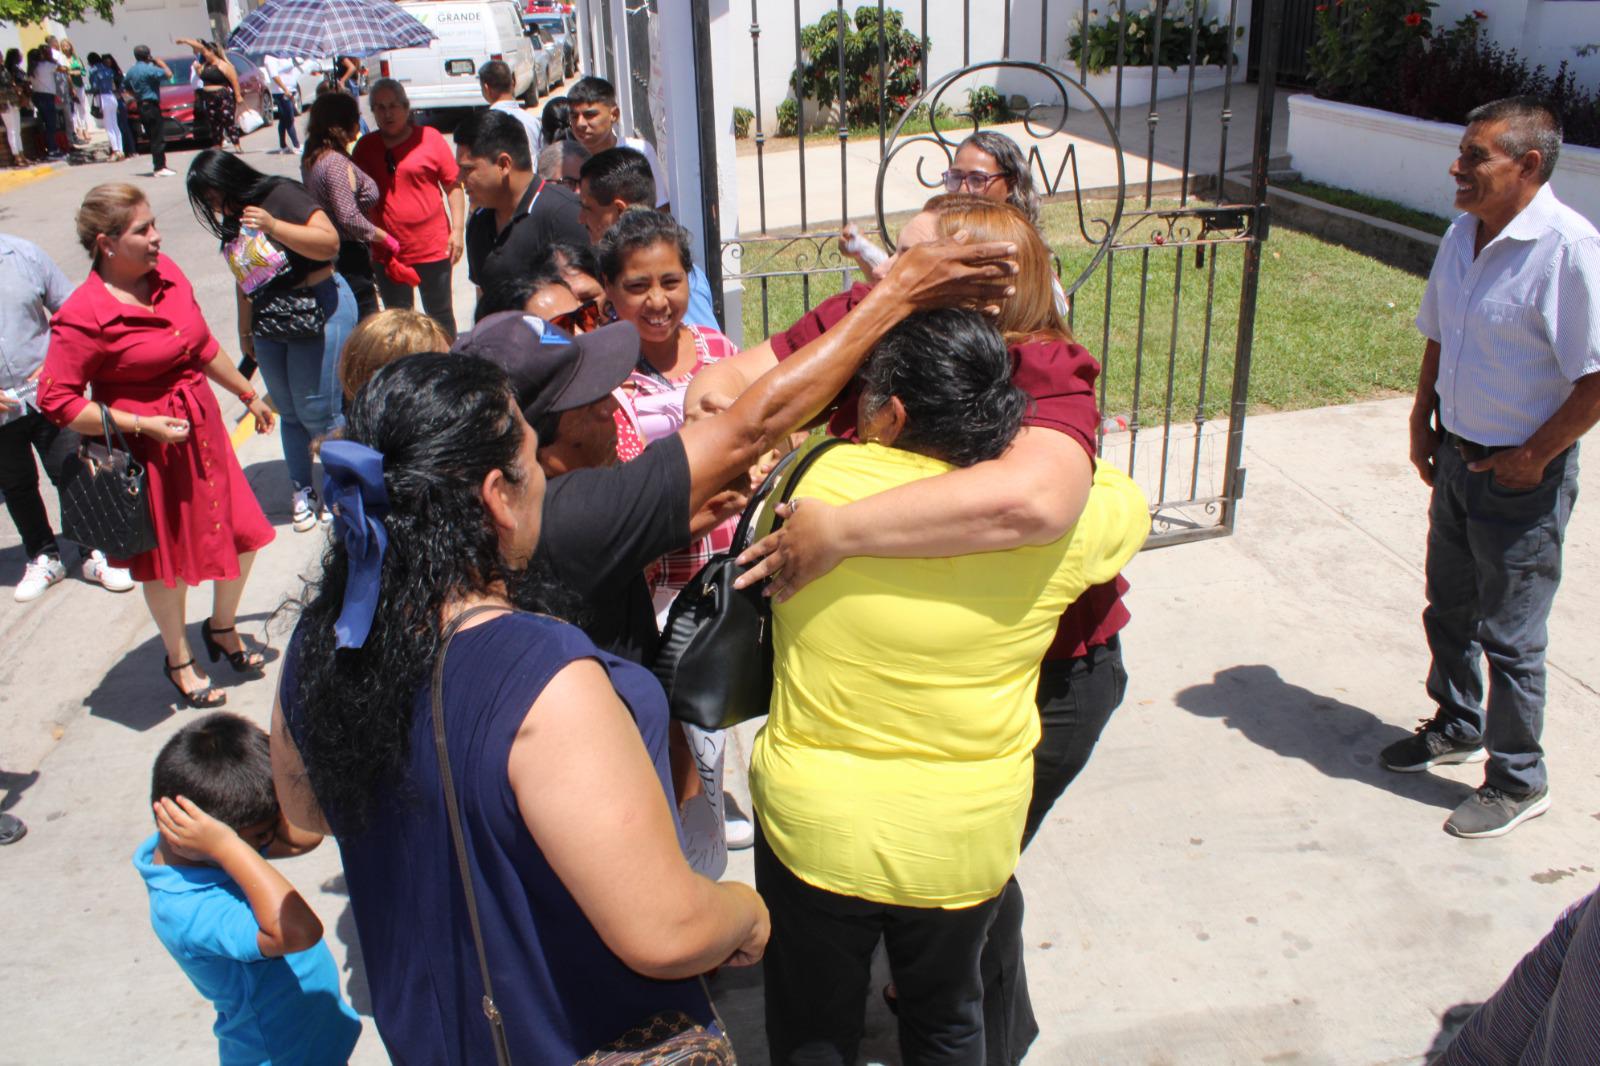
[942,168,1006,193]
[384,148,397,175]
[547,299,604,335]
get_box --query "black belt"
[1442,429,1510,464]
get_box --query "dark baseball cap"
[451,312,639,421]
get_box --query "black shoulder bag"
[651,432,845,731]
[58,405,157,559]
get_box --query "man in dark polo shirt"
[451,231,1018,664]
[455,109,589,308]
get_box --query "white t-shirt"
[30,59,57,95]
[490,99,544,159]
[615,134,669,207]
[264,55,298,96]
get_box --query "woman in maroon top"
[40,183,276,709]
[687,194,1131,1066]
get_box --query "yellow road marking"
[231,413,258,449]
[0,165,62,196]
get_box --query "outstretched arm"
[737,425,1094,599]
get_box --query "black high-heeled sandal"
[201,618,266,673]
[163,657,225,709]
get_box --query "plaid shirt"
[616,324,739,599]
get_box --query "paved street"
[3,128,1599,1065]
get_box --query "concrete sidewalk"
[5,393,1595,1065]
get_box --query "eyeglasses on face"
[553,175,580,190]
[547,299,604,335]
[942,168,1006,193]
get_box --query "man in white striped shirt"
[1383,97,1600,839]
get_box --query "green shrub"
[790,5,928,129]
[1306,0,1435,109]
[777,97,800,137]
[964,85,1013,123]
[733,106,754,139]
[1067,1,1243,74]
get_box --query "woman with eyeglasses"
[301,92,391,322]
[536,139,590,191]
[352,78,465,340]
[843,130,1066,315]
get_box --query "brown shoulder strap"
[432,604,515,1066]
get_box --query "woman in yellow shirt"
[750,308,1149,1065]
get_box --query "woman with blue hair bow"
[269,352,766,1063]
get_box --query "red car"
[134,52,272,148]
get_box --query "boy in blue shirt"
[133,712,361,1065]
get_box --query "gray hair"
[367,77,409,109]
[959,131,1040,227]
[1466,96,1562,183]
[537,139,590,181]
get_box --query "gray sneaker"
[1445,785,1551,839]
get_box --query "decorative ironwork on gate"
[715,0,1286,546]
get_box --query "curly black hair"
[285,352,578,832]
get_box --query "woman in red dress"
[39,183,276,708]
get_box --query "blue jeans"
[254,275,356,490]
[272,92,299,148]
[1424,436,1580,795]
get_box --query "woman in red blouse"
[39,183,276,708]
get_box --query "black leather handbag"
[651,433,844,731]
[59,406,157,559]
[251,282,326,341]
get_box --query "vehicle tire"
[521,77,539,107]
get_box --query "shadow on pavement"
[321,874,373,1017]
[80,611,281,732]
[1175,665,1477,811]
[1423,1002,1481,1063]
[0,768,39,812]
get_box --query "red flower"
[1315,3,1326,10]
[1403,11,1422,26]
[1473,8,1487,18]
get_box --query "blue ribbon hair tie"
[320,440,390,650]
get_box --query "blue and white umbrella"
[227,0,434,59]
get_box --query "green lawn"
[733,198,1426,424]
[1278,180,1452,237]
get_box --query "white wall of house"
[720,0,1251,134]
[1431,0,1600,91]
[53,0,254,62]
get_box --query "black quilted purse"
[651,433,844,731]
[251,283,326,341]
[59,406,157,558]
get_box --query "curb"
[0,161,67,195]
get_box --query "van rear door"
[383,2,496,106]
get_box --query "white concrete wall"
[1430,0,1600,92]
[54,0,253,61]
[719,0,1250,134]
[1286,93,1600,225]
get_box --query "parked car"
[523,11,575,80]
[375,0,538,114]
[134,52,272,148]
[526,27,557,94]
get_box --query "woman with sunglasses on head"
[352,78,465,340]
[843,130,1067,315]
[187,149,358,534]
[302,91,392,322]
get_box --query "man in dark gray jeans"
[1384,96,1600,838]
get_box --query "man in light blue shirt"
[0,233,132,601]
[1385,97,1600,839]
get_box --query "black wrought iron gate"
[709,0,1286,547]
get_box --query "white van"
[376,0,538,112]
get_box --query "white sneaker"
[83,549,135,592]
[291,486,318,532]
[14,553,66,602]
[152,167,176,177]
[724,795,755,851]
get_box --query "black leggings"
[374,256,456,342]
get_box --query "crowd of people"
[2,63,1599,1066]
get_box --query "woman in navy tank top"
[269,352,768,1063]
